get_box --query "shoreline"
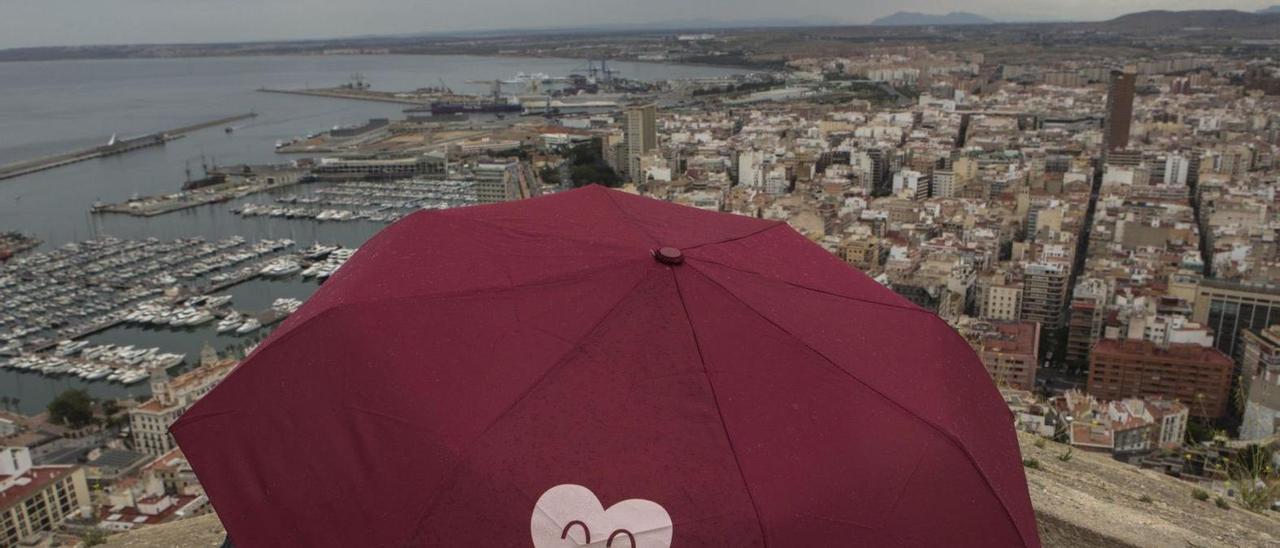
[0,51,769,74]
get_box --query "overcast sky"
[0,0,1275,49]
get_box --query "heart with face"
[530,484,673,548]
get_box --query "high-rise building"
[1065,279,1110,371]
[1164,153,1193,187]
[625,104,657,182]
[1191,278,1280,362]
[1088,339,1233,420]
[1065,299,1104,370]
[857,149,890,195]
[736,149,766,189]
[931,169,957,198]
[891,170,930,200]
[1103,70,1136,154]
[1022,262,1070,329]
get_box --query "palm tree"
[0,396,11,411]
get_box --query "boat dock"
[0,112,258,181]
[92,164,309,218]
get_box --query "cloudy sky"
[0,0,1274,49]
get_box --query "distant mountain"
[870,11,995,26]
[1259,6,1280,14]
[611,16,844,30]
[1099,10,1280,30]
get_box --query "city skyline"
[3,3,1280,544]
[0,1,1277,49]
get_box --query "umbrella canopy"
[173,185,1040,547]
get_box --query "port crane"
[573,58,618,83]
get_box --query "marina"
[0,238,355,413]
[234,179,480,223]
[0,235,364,356]
[1,343,186,385]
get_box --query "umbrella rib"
[684,263,1033,547]
[670,268,771,547]
[681,221,787,252]
[599,186,662,246]
[395,267,659,546]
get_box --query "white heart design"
[530,484,673,548]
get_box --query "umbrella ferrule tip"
[655,247,684,265]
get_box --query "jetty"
[258,87,426,105]
[0,112,257,181]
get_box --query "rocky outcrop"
[103,434,1280,547]
[1018,433,1280,547]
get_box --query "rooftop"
[979,321,1040,355]
[1093,339,1233,365]
[0,465,74,510]
[99,494,204,529]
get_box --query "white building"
[130,347,237,456]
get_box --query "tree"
[81,528,108,547]
[562,142,621,188]
[539,165,561,186]
[47,389,95,429]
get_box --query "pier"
[91,164,309,218]
[0,112,258,181]
[258,87,426,105]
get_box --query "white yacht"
[236,318,261,334]
[216,313,243,333]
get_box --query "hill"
[102,433,1280,547]
[1099,9,1280,30]
[871,11,995,26]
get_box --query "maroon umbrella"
[173,185,1039,547]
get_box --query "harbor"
[0,54,748,414]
